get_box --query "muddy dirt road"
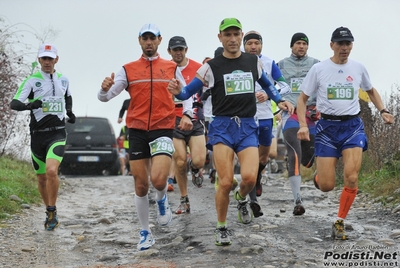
[1,173,399,268]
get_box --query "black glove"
[67,111,76,124]
[26,100,42,110]
[201,89,211,101]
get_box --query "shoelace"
[139,231,148,243]
[47,211,55,221]
[216,228,233,238]
[158,199,166,215]
[238,200,249,216]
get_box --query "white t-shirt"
[299,58,372,116]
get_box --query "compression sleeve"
[175,77,204,100]
[65,95,73,112]
[257,71,282,103]
[271,61,283,80]
[10,99,29,111]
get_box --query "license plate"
[78,156,99,162]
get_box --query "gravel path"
[1,173,399,268]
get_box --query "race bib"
[174,96,183,104]
[290,78,304,93]
[41,96,64,114]
[223,72,254,96]
[327,82,354,100]
[149,137,175,157]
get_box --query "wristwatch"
[277,98,286,103]
[183,110,193,119]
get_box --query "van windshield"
[67,118,112,135]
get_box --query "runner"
[167,36,206,214]
[10,43,75,231]
[168,18,293,246]
[243,30,291,218]
[296,26,394,239]
[97,23,188,250]
[277,32,320,215]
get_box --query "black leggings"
[283,128,315,177]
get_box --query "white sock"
[155,182,168,201]
[289,175,302,204]
[135,194,149,231]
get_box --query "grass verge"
[0,156,41,219]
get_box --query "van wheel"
[108,161,120,176]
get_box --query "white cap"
[38,44,58,58]
[138,23,160,37]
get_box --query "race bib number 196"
[327,83,354,100]
[149,137,175,157]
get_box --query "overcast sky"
[2,0,399,136]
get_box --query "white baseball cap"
[138,23,160,37]
[38,44,58,58]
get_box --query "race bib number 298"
[149,137,175,157]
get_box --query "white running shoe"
[156,194,172,226]
[137,230,155,250]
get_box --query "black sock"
[47,206,56,212]
[257,163,267,180]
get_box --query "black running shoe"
[293,198,305,216]
[250,201,264,218]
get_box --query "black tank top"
[207,53,258,117]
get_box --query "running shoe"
[250,201,264,218]
[189,160,203,188]
[167,184,174,191]
[331,219,348,240]
[215,226,233,246]
[209,169,216,184]
[255,173,262,197]
[313,171,320,190]
[270,159,279,173]
[260,173,268,185]
[234,190,252,224]
[175,196,190,214]
[167,177,174,192]
[137,230,155,250]
[156,194,172,226]
[293,197,305,216]
[45,210,60,231]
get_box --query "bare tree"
[0,16,59,159]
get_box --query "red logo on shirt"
[346,76,353,82]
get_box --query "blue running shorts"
[257,118,273,147]
[207,116,258,153]
[315,117,368,158]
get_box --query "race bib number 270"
[223,72,254,96]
